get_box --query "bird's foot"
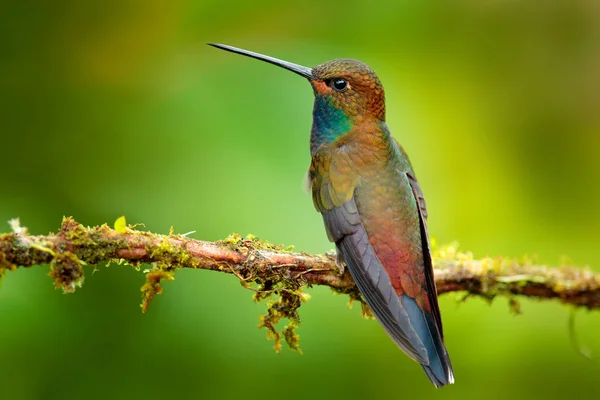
[335,251,346,275]
[325,248,346,275]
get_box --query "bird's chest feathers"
[309,125,394,211]
[318,126,392,173]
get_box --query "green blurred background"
[1,1,600,399]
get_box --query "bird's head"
[208,44,386,123]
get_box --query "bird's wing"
[406,171,428,219]
[310,150,429,363]
[405,171,443,337]
[405,171,453,385]
[393,138,428,220]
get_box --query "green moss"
[0,240,15,275]
[48,251,85,294]
[282,321,301,353]
[149,237,177,259]
[256,287,307,353]
[143,232,194,269]
[221,233,242,249]
[508,297,522,315]
[140,265,176,313]
[59,217,128,265]
[219,233,297,254]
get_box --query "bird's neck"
[310,94,353,154]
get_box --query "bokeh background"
[1,1,600,399]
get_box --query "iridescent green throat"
[310,94,352,153]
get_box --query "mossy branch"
[1,217,600,351]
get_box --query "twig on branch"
[1,217,599,351]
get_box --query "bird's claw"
[335,251,346,275]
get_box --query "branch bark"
[2,217,599,351]
[1,217,599,309]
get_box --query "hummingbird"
[208,43,454,388]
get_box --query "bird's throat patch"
[310,95,352,152]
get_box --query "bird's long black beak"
[208,43,313,80]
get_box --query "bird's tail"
[402,294,454,388]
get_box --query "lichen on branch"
[1,217,599,352]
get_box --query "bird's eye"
[331,78,348,92]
